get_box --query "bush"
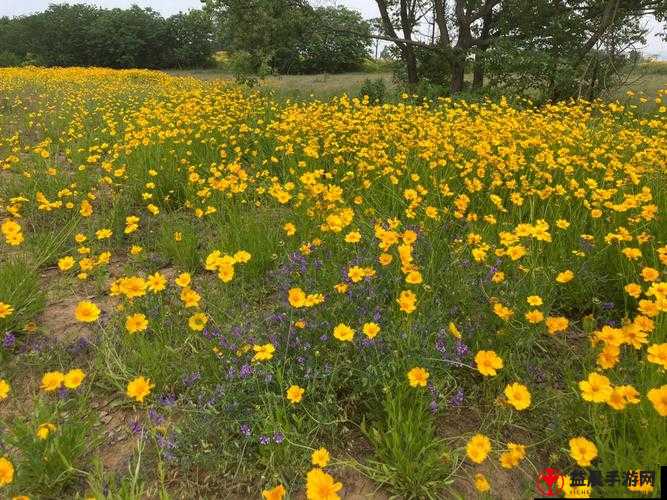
[359,78,387,104]
[0,50,21,67]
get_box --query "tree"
[204,0,371,74]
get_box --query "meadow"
[0,66,666,499]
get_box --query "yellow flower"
[306,467,342,500]
[344,231,361,243]
[188,312,208,331]
[474,350,504,376]
[579,372,612,403]
[0,379,9,400]
[63,368,85,389]
[647,343,667,369]
[527,295,543,306]
[252,343,275,361]
[125,313,148,334]
[405,270,423,284]
[262,484,286,500]
[95,228,112,239]
[311,447,330,467]
[525,309,544,323]
[378,253,393,266]
[396,290,417,313]
[647,385,667,416]
[545,316,569,334]
[126,376,154,403]
[288,287,307,308]
[286,385,305,404]
[0,302,15,319]
[499,443,526,469]
[0,457,14,486]
[504,383,531,410]
[474,473,491,492]
[407,367,429,388]
[466,433,491,463]
[333,323,354,342]
[74,300,100,322]
[448,322,462,339]
[147,272,167,292]
[175,272,191,287]
[58,256,75,271]
[283,223,296,236]
[556,270,574,283]
[568,437,598,467]
[36,423,57,440]
[362,322,380,339]
[40,371,64,392]
[624,283,642,298]
[233,250,251,263]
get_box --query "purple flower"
[454,341,470,358]
[450,388,464,407]
[2,333,16,349]
[240,424,251,437]
[129,420,143,434]
[182,371,201,387]
[259,435,270,445]
[148,408,165,425]
[429,400,438,414]
[158,393,177,406]
[273,432,284,444]
[239,364,253,379]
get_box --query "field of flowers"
[0,67,666,499]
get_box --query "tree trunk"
[451,57,465,93]
[472,55,484,89]
[404,46,418,84]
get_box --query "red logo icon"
[535,467,565,497]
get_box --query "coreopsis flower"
[396,290,417,313]
[0,457,14,486]
[288,287,307,308]
[647,343,667,369]
[286,385,305,404]
[305,468,342,500]
[362,322,380,339]
[333,323,354,342]
[647,385,667,416]
[41,371,65,392]
[527,295,543,306]
[252,343,275,361]
[36,423,57,440]
[262,484,286,500]
[283,223,296,236]
[556,270,574,283]
[475,350,504,376]
[311,447,330,467]
[175,272,191,288]
[504,383,531,410]
[525,310,544,323]
[63,368,85,389]
[474,473,491,492]
[545,316,569,334]
[125,313,148,334]
[58,256,76,271]
[0,379,10,400]
[188,312,208,331]
[466,434,491,463]
[568,437,598,467]
[147,272,167,293]
[407,367,429,388]
[579,372,612,403]
[74,300,100,322]
[344,231,361,243]
[499,443,526,469]
[126,376,154,403]
[624,283,642,298]
[0,302,13,319]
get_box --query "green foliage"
[0,258,45,333]
[0,4,215,69]
[361,385,453,498]
[209,1,371,74]
[359,78,388,104]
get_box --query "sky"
[1,0,665,58]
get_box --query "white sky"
[1,0,665,58]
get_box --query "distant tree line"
[0,2,372,74]
[0,4,215,69]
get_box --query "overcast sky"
[1,0,665,57]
